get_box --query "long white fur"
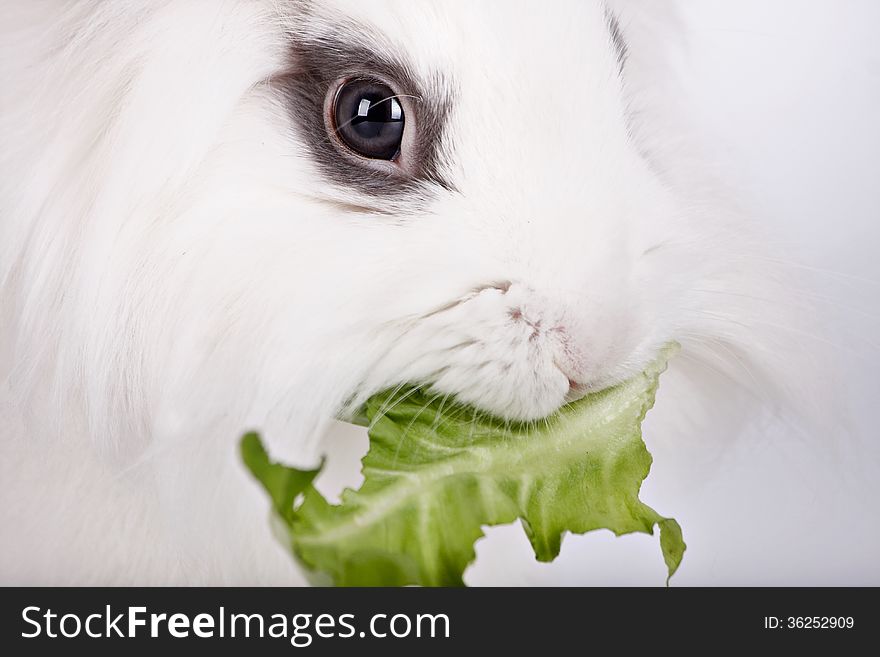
[0,1,830,584]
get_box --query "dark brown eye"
[332,79,404,160]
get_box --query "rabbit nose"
[507,307,583,378]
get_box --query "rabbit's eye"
[331,79,405,161]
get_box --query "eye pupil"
[333,80,405,160]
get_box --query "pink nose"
[503,283,596,397]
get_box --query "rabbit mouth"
[563,378,592,404]
[347,281,652,424]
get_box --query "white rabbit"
[0,1,828,584]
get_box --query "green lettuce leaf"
[240,344,684,586]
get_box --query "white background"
[468,0,880,585]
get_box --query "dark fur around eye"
[274,22,457,204]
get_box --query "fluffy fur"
[0,1,828,584]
